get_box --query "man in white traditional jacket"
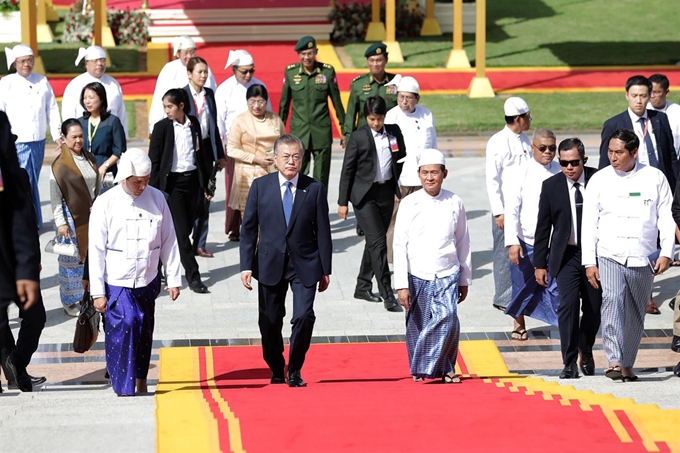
[148,36,217,134]
[214,49,270,239]
[89,148,181,396]
[0,44,61,229]
[61,46,128,138]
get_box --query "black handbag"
[73,291,101,353]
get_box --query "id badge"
[388,135,399,153]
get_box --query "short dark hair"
[162,88,190,115]
[61,118,83,137]
[363,96,387,117]
[186,56,208,73]
[609,129,639,155]
[558,138,585,160]
[625,75,652,93]
[649,73,670,91]
[246,83,268,101]
[505,112,530,125]
[274,134,305,155]
[80,81,109,120]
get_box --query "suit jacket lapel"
[366,126,378,171]
[287,175,309,234]
[556,173,572,225]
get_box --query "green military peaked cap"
[364,42,388,58]
[295,36,317,52]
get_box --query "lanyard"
[641,117,650,139]
[192,91,205,116]
[88,118,100,149]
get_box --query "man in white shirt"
[485,97,532,314]
[503,128,560,339]
[648,73,680,158]
[61,46,128,138]
[583,129,675,381]
[148,36,217,135]
[89,149,181,396]
[384,75,436,262]
[0,44,61,229]
[214,49,269,239]
[394,149,470,384]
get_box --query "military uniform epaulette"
[322,63,333,69]
[352,74,366,83]
[286,63,298,70]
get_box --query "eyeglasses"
[559,159,581,167]
[15,57,34,66]
[397,95,417,102]
[178,49,196,57]
[248,100,266,107]
[277,154,301,162]
[236,68,256,75]
[532,144,557,153]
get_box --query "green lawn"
[344,0,680,68]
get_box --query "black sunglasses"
[532,144,557,152]
[559,159,581,167]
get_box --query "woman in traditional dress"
[50,119,99,316]
[77,81,126,184]
[227,84,284,238]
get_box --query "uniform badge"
[315,74,327,84]
[293,74,302,84]
[386,85,398,95]
[362,84,371,92]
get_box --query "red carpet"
[198,343,661,452]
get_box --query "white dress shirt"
[581,163,675,268]
[189,84,209,137]
[393,188,471,290]
[61,72,128,138]
[0,72,61,142]
[485,125,531,216]
[171,117,197,172]
[504,158,560,246]
[88,184,182,297]
[278,172,299,200]
[373,127,393,182]
[214,75,270,142]
[148,59,217,134]
[628,108,659,166]
[385,104,437,187]
[648,100,680,157]
[565,171,586,246]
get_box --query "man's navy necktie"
[283,181,293,226]
[638,117,658,168]
[574,182,583,244]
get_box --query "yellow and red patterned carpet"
[155,341,680,452]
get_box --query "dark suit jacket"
[599,110,677,188]
[338,123,406,206]
[182,85,225,162]
[240,172,332,287]
[148,116,210,193]
[533,166,597,277]
[0,112,40,299]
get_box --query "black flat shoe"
[671,335,680,353]
[384,296,402,312]
[560,362,580,379]
[287,370,306,387]
[3,356,32,392]
[674,362,680,377]
[354,290,382,302]
[580,350,595,376]
[189,280,209,294]
[604,365,623,381]
[8,374,45,390]
[356,226,364,236]
[270,374,286,384]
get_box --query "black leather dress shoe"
[356,226,364,236]
[3,356,32,392]
[384,296,403,312]
[189,280,209,294]
[8,374,46,390]
[580,351,595,376]
[287,370,306,387]
[560,362,579,379]
[354,290,382,302]
[270,373,286,384]
[674,361,680,377]
[672,335,680,353]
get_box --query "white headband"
[4,44,33,70]
[114,148,152,183]
[173,36,196,55]
[225,49,254,69]
[75,46,106,66]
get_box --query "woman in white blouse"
[50,119,100,316]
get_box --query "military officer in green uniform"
[343,42,398,144]
[279,35,346,193]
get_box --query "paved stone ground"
[1,134,679,451]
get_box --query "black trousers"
[555,246,602,365]
[0,295,46,369]
[353,181,395,298]
[167,171,201,283]
[258,256,316,376]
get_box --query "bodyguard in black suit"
[338,96,406,312]
[0,111,43,392]
[149,88,212,293]
[240,134,332,387]
[534,138,602,379]
[599,75,677,189]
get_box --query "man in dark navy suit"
[599,75,677,315]
[534,138,601,379]
[240,134,332,387]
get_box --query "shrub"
[329,1,424,44]
[0,0,19,13]
[62,7,94,44]
[62,5,150,46]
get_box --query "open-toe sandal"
[442,372,461,384]
[511,329,528,341]
[604,365,623,380]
